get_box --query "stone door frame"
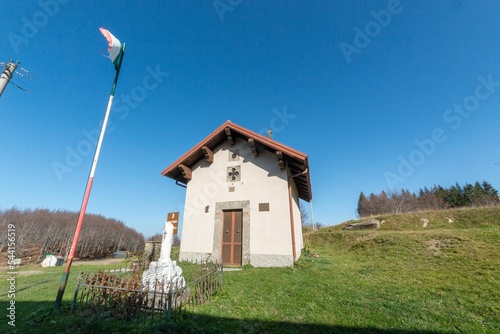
[213,200,250,266]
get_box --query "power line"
[0,60,33,97]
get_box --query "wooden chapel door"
[221,210,242,266]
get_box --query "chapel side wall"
[291,180,304,260]
[244,149,294,266]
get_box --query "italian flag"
[99,28,123,70]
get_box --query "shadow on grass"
[1,301,455,334]
[14,280,52,294]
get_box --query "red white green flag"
[99,28,123,70]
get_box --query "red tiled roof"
[161,120,312,201]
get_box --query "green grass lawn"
[1,207,499,333]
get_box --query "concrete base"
[179,252,211,263]
[250,254,294,267]
[180,251,295,268]
[141,260,186,292]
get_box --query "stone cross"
[159,220,174,263]
[142,218,186,292]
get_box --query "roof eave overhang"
[161,121,313,201]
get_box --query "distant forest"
[0,208,145,265]
[357,181,500,217]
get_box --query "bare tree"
[0,208,145,264]
[299,202,310,226]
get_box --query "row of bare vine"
[0,207,145,264]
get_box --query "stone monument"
[142,218,186,292]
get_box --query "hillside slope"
[298,206,500,332]
[319,206,500,231]
[306,206,500,257]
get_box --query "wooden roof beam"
[201,146,214,163]
[290,168,308,178]
[178,164,192,181]
[294,176,308,183]
[225,127,235,145]
[288,161,306,171]
[276,151,285,170]
[248,138,259,157]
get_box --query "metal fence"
[71,259,223,322]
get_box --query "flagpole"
[54,43,126,310]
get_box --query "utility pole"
[0,60,19,97]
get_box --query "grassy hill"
[1,207,499,333]
[321,206,500,231]
[308,206,500,255]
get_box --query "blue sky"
[1,1,500,238]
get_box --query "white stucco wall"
[291,181,304,260]
[179,138,303,266]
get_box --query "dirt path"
[72,258,125,266]
[0,257,126,275]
